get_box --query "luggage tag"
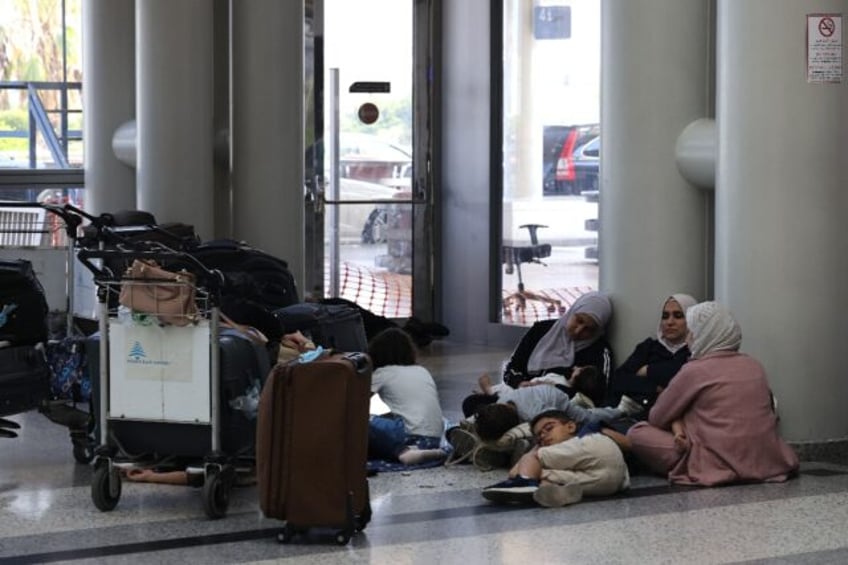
[298,345,324,364]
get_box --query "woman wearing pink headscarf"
[627,301,799,486]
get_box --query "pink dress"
[627,351,799,486]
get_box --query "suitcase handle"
[342,352,370,374]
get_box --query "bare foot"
[398,447,447,466]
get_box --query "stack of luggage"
[0,259,51,434]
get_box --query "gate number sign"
[807,14,842,83]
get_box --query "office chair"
[501,224,564,314]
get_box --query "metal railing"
[0,80,83,169]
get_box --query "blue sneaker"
[481,476,540,505]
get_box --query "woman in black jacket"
[608,293,697,412]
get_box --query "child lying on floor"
[477,365,602,408]
[446,383,640,470]
[473,382,641,444]
[481,409,630,507]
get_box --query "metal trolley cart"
[0,201,96,461]
[78,247,253,519]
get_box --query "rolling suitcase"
[0,259,49,347]
[0,345,50,417]
[256,351,372,545]
[273,302,368,353]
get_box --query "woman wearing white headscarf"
[502,291,613,404]
[609,294,698,412]
[461,291,613,420]
[626,302,799,486]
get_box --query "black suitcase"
[273,302,368,353]
[218,328,272,456]
[0,260,49,346]
[0,345,50,417]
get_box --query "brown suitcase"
[256,351,372,545]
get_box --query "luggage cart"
[0,201,95,460]
[77,246,252,519]
[0,201,82,338]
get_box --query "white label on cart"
[123,325,193,381]
[109,320,211,423]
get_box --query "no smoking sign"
[818,16,836,37]
[807,13,842,83]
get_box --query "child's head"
[475,403,520,442]
[367,327,417,370]
[570,365,600,400]
[530,409,577,447]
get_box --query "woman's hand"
[519,380,545,388]
[671,419,687,451]
[281,330,314,353]
[477,373,494,395]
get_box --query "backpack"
[185,239,299,321]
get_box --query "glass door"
[305,0,433,320]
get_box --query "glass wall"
[500,0,600,326]
[0,0,84,219]
[0,0,83,173]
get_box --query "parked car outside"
[331,177,404,244]
[306,133,413,243]
[338,132,411,183]
[542,123,599,195]
[571,135,599,193]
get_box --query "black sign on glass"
[534,6,571,40]
[349,81,391,93]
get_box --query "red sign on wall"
[358,102,380,125]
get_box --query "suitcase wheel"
[71,431,95,464]
[335,530,352,545]
[355,501,372,532]
[277,524,300,544]
[72,440,94,464]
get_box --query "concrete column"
[716,0,848,445]
[441,0,493,344]
[600,0,710,356]
[82,0,135,216]
[231,0,305,291]
[136,0,214,238]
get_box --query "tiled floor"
[2,340,848,564]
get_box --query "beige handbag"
[118,259,198,326]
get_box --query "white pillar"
[136,0,214,238]
[601,0,710,356]
[716,0,848,444]
[231,0,305,291]
[82,0,135,216]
